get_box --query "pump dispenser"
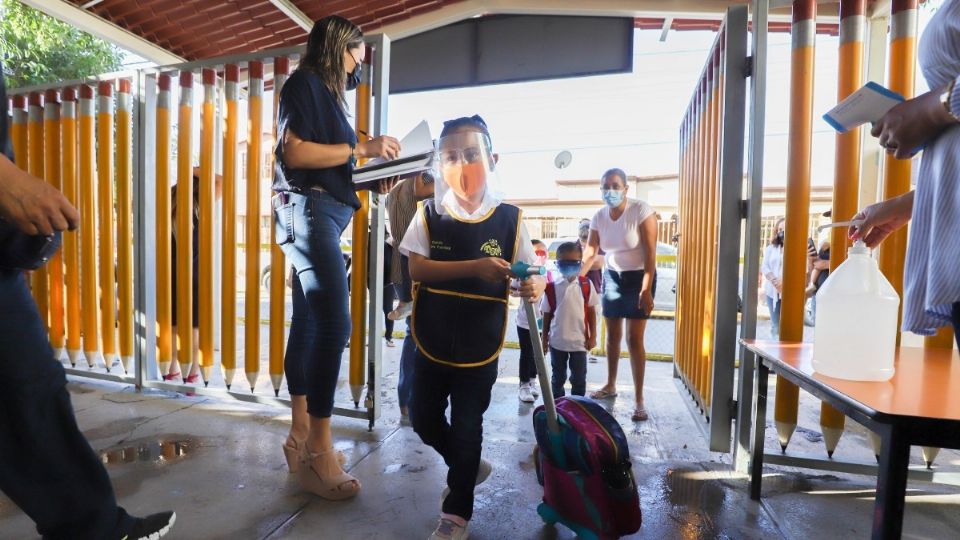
[813,239,899,381]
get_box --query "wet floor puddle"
[99,437,194,466]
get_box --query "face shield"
[434,130,502,218]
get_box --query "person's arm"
[282,128,400,170]
[580,229,601,277]
[850,190,915,248]
[0,153,79,235]
[407,252,512,283]
[872,79,960,160]
[638,214,657,314]
[585,306,597,352]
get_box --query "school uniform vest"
[411,200,522,367]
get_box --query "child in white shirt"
[515,239,547,403]
[540,241,599,397]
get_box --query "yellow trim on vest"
[410,284,509,368]
[441,200,497,223]
[422,286,507,304]
[511,207,523,263]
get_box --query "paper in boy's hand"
[823,82,905,133]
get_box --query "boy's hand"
[518,274,545,302]
[585,335,596,352]
[474,257,512,282]
[541,335,549,353]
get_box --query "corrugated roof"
[63,0,843,62]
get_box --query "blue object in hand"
[511,261,546,280]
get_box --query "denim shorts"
[602,268,657,320]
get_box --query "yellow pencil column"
[349,50,373,406]
[222,65,240,389]
[11,95,28,172]
[117,79,135,373]
[79,85,101,368]
[97,82,119,371]
[878,0,918,334]
[776,0,816,452]
[61,88,82,367]
[822,0,867,458]
[245,62,264,393]
[28,92,48,328]
[199,68,216,386]
[156,74,174,377]
[270,57,290,396]
[176,72,194,377]
[44,89,65,360]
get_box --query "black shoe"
[120,511,176,540]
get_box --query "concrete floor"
[3,343,960,539]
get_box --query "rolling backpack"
[521,279,642,539]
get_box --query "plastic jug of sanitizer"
[813,240,899,381]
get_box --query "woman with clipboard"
[272,15,399,500]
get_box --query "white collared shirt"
[399,193,534,265]
[539,278,600,352]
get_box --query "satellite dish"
[554,150,572,169]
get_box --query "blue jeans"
[767,296,781,339]
[397,325,416,409]
[0,270,135,539]
[549,347,587,397]
[411,352,498,521]
[276,190,355,418]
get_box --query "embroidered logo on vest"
[480,239,502,257]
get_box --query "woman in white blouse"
[581,168,658,422]
[761,218,785,339]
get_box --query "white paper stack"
[823,82,904,133]
[353,120,435,185]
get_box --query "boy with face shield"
[399,116,545,540]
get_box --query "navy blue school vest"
[411,200,521,367]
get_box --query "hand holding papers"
[353,120,435,186]
[823,82,904,133]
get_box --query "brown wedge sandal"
[283,436,346,473]
[297,448,361,501]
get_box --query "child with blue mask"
[540,242,600,398]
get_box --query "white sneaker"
[530,380,540,398]
[518,382,536,403]
[388,302,413,321]
[428,518,469,540]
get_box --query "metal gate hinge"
[745,55,753,77]
[729,399,738,418]
[739,199,749,218]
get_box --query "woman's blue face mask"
[602,189,625,208]
[556,260,582,280]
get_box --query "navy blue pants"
[277,190,354,418]
[411,352,498,521]
[397,325,416,409]
[549,347,587,397]
[0,270,134,539]
[953,303,960,350]
[517,326,538,384]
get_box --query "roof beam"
[373,0,841,40]
[19,0,184,65]
[659,16,673,42]
[267,0,313,32]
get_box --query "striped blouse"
[902,0,960,335]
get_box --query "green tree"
[0,0,124,88]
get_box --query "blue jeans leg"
[398,326,416,409]
[549,347,569,398]
[767,297,781,339]
[568,351,588,396]
[0,270,134,539]
[277,191,354,418]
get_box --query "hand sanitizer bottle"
[813,240,899,381]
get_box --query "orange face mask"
[443,161,487,200]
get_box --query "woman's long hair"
[299,15,363,108]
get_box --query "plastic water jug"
[813,240,899,381]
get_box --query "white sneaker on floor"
[428,518,469,540]
[441,458,492,503]
[530,381,540,398]
[518,382,536,403]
